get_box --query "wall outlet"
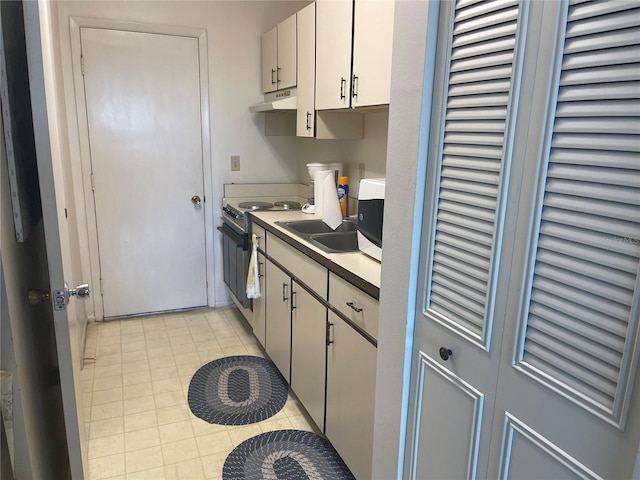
[230,155,241,171]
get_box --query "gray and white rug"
[188,355,288,425]
[222,430,355,480]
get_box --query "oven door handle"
[218,224,248,247]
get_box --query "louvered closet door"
[405,0,532,478]
[488,1,640,478]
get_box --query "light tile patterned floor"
[81,307,319,480]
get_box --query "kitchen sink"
[276,219,357,235]
[309,231,359,253]
[275,219,359,253]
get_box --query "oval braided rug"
[222,430,355,480]
[188,355,288,425]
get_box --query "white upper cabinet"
[316,0,395,110]
[261,13,296,93]
[261,26,278,93]
[352,0,395,107]
[316,0,353,109]
[277,14,296,90]
[297,3,315,137]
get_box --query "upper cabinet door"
[261,26,277,93]
[316,0,353,110]
[277,13,297,90]
[297,3,316,137]
[352,0,395,107]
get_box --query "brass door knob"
[28,289,50,305]
[192,195,202,205]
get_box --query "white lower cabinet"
[265,259,291,382]
[326,310,377,480]
[290,282,327,430]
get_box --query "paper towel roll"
[322,172,343,230]
[313,170,332,216]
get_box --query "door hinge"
[91,173,95,191]
[80,55,85,76]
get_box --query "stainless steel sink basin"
[274,219,359,253]
[309,231,359,253]
[276,219,357,235]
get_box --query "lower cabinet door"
[252,252,266,348]
[326,311,377,480]
[291,282,327,430]
[265,259,291,382]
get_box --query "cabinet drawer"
[329,272,378,340]
[268,235,327,299]
[251,223,267,251]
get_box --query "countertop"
[248,210,382,299]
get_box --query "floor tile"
[95,364,123,378]
[121,360,150,374]
[123,395,155,416]
[93,375,123,392]
[162,438,199,465]
[121,333,145,345]
[164,458,205,480]
[88,434,125,459]
[157,404,191,426]
[195,431,233,457]
[123,370,152,387]
[125,445,164,473]
[126,466,166,480]
[200,450,230,479]
[90,418,125,440]
[123,382,154,400]
[95,353,122,367]
[124,411,158,432]
[122,350,148,364]
[124,427,161,452]
[91,401,124,422]
[154,391,187,409]
[93,387,123,407]
[158,420,193,444]
[89,453,125,480]
[227,424,262,446]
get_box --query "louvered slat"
[426,0,522,344]
[519,2,640,420]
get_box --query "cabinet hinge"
[80,55,85,76]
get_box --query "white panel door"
[405,1,531,477]
[80,28,207,318]
[487,1,640,478]
[24,1,89,476]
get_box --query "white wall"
[372,2,436,478]
[54,1,310,311]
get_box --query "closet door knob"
[439,347,452,361]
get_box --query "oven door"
[219,223,251,309]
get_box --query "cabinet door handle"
[327,322,334,346]
[277,66,281,83]
[340,77,346,100]
[271,68,276,85]
[346,301,363,313]
[282,282,288,302]
[306,112,311,130]
[291,290,297,310]
[352,74,359,99]
[258,262,264,279]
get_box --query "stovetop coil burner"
[238,201,274,211]
[274,200,302,210]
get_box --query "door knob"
[191,195,202,205]
[28,289,50,305]
[439,347,452,361]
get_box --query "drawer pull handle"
[346,301,363,313]
[439,347,453,361]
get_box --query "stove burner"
[274,200,302,210]
[238,201,274,211]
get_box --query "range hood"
[249,88,297,113]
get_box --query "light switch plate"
[230,155,241,171]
